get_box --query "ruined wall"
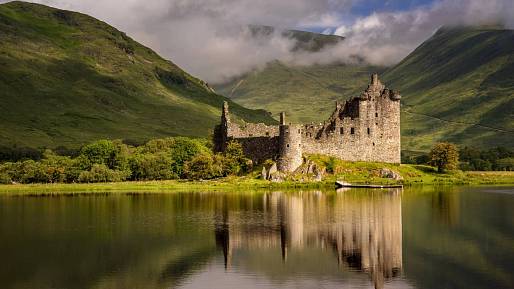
[214,102,280,164]
[301,75,401,164]
[214,74,401,170]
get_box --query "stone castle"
[214,74,401,172]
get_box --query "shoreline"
[1,170,513,195]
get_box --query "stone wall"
[214,74,401,170]
[278,124,303,172]
[301,81,401,163]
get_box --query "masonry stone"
[214,74,401,172]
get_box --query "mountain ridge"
[217,26,514,150]
[0,1,276,148]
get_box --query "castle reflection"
[214,189,403,289]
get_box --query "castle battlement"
[214,74,401,172]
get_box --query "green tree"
[222,141,251,176]
[168,137,210,177]
[471,159,492,171]
[129,152,176,180]
[183,153,223,180]
[429,142,459,172]
[79,139,132,177]
[78,164,130,183]
[497,158,514,171]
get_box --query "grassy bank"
[0,163,512,195]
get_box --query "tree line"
[402,145,514,171]
[0,138,250,184]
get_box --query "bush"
[168,137,211,177]
[79,140,131,172]
[78,164,130,183]
[129,152,176,180]
[222,141,251,176]
[183,153,223,180]
[429,142,459,172]
[0,172,11,184]
[497,158,514,171]
[471,159,492,171]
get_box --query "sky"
[2,0,513,83]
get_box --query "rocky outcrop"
[379,168,403,180]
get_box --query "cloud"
[1,0,513,83]
[295,0,514,67]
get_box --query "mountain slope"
[214,61,383,123]
[383,26,514,150]
[218,26,514,151]
[249,25,344,53]
[0,1,275,148]
[214,28,384,123]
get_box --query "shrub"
[184,154,223,180]
[429,142,459,172]
[471,159,492,171]
[80,140,117,168]
[78,164,130,183]
[79,139,131,173]
[497,158,514,171]
[129,152,176,180]
[0,172,11,184]
[169,137,211,177]
[222,141,251,176]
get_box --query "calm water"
[0,186,513,289]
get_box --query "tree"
[222,141,251,176]
[129,152,176,180]
[183,153,222,180]
[497,158,514,171]
[168,137,210,177]
[79,140,131,177]
[429,142,459,172]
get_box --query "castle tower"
[215,101,231,153]
[278,112,303,172]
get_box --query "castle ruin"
[214,74,401,172]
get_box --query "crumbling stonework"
[214,74,401,172]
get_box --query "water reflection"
[213,189,403,289]
[0,186,513,289]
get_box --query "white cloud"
[316,0,514,66]
[1,0,513,83]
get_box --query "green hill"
[213,28,379,124]
[0,1,275,149]
[217,27,514,151]
[249,25,344,53]
[214,61,383,123]
[383,26,514,151]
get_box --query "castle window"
[287,144,290,148]
[266,132,270,136]
[376,123,379,126]
[367,128,371,135]
[298,129,301,133]
[340,127,344,135]
[373,142,375,146]
[351,128,355,135]
[375,112,379,117]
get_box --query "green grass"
[384,26,514,151]
[216,26,514,151]
[0,1,276,149]
[1,162,512,195]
